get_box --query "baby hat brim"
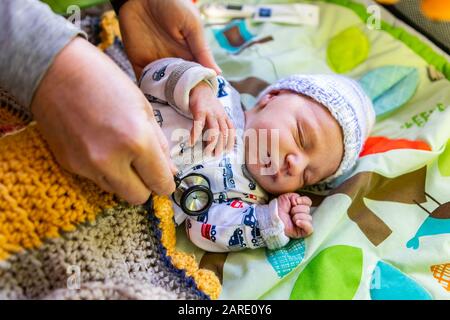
[256,74,375,183]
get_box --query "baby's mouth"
[261,151,278,177]
[264,151,271,169]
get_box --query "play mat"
[173,0,450,300]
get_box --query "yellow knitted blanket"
[0,9,221,299]
[0,105,220,299]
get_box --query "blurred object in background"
[42,0,109,14]
[376,0,450,21]
[421,0,450,21]
[40,0,448,54]
[378,0,450,53]
[375,0,400,4]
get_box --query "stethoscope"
[172,172,214,216]
[171,163,258,216]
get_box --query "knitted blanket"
[0,10,220,298]
[0,94,220,299]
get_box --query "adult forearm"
[0,0,85,108]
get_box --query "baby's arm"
[185,196,313,252]
[139,57,218,118]
[185,199,287,252]
[139,58,235,155]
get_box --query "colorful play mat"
[173,0,450,300]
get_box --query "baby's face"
[244,90,344,194]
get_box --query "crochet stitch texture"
[0,9,221,298]
[0,95,220,299]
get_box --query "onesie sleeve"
[138,58,218,119]
[184,198,289,252]
[255,198,290,250]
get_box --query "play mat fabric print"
[174,0,450,300]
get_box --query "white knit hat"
[257,74,375,183]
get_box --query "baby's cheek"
[272,178,300,195]
[320,155,341,181]
[258,178,276,194]
[290,178,303,193]
[256,176,281,195]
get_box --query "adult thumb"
[186,28,222,74]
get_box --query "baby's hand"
[189,81,235,157]
[277,193,313,239]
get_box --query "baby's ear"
[256,90,281,109]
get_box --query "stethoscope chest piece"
[173,173,213,216]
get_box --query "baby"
[139,58,375,252]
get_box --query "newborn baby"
[140,58,375,252]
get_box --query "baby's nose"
[285,154,306,177]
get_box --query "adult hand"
[118,0,221,78]
[31,37,177,205]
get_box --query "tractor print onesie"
[139,58,289,252]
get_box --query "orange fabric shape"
[374,0,450,21]
[360,136,431,157]
[421,0,450,21]
[374,0,399,4]
[430,263,450,291]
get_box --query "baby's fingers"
[286,193,300,206]
[292,212,313,224]
[225,118,236,151]
[290,204,311,215]
[295,196,312,207]
[294,219,314,237]
[203,115,220,157]
[190,113,206,146]
[216,116,229,156]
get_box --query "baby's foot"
[277,193,313,239]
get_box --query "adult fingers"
[93,175,115,194]
[101,165,151,205]
[132,124,176,196]
[78,148,150,204]
[184,25,222,74]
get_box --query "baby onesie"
[139,58,289,252]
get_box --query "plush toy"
[375,0,450,21]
